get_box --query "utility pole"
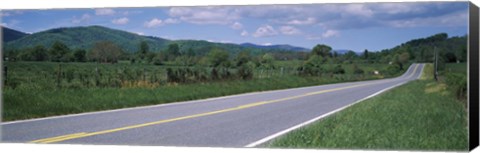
[433,46,438,81]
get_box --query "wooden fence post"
[56,64,62,88]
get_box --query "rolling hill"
[2,26,29,43]
[3,26,311,55]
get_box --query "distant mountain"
[4,25,310,55]
[2,26,29,43]
[4,26,169,53]
[332,49,362,55]
[240,43,309,52]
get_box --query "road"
[1,64,424,147]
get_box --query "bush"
[386,64,401,75]
[237,62,255,80]
[332,65,345,74]
[445,73,467,102]
[353,64,364,74]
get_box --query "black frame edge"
[469,1,479,151]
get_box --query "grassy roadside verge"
[267,64,468,151]
[3,71,400,122]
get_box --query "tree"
[88,41,123,63]
[207,48,229,67]
[398,52,410,68]
[311,44,332,58]
[235,50,252,67]
[49,41,70,62]
[166,43,181,61]
[28,45,48,61]
[73,49,86,62]
[186,48,195,57]
[364,49,369,59]
[137,41,149,60]
[445,52,457,63]
[260,53,275,69]
[343,50,358,61]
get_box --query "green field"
[2,61,406,121]
[267,64,468,151]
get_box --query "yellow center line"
[30,65,420,144]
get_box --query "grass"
[445,63,467,74]
[2,61,407,121]
[267,63,468,151]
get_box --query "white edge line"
[1,90,263,125]
[244,81,410,147]
[1,64,420,125]
[245,64,423,147]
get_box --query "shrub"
[445,73,467,102]
[353,64,364,74]
[332,65,345,74]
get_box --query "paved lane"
[1,64,424,147]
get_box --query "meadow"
[267,63,468,151]
[3,61,405,121]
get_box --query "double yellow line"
[30,64,420,144]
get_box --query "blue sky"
[0,2,469,52]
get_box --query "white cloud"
[344,4,374,18]
[144,18,179,28]
[287,17,316,25]
[279,26,302,35]
[241,30,249,36]
[136,32,145,36]
[111,17,129,25]
[1,23,7,27]
[169,7,239,25]
[252,25,278,37]
[263,42,272,46]
[387,10,467,28]
[72,14,91,24]
[95,8,115,16]
[144,18,164,28]
[322,29,339,38]
[231,22,243,30]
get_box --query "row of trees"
[5,41,124,63]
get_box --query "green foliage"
[73,49,87,62]
[445,73,467,102]
[260,53,275,69]
[207,48,230,67]
[235,50,252,67]
[311,44,332,58]
[137,41,150,60]
[88,41,124,63]
[166,43,181,61]
[332,65,345,74]
[49,41,71,62]
[298,55,324,76]
[352,64,364,74]
[17,45,48,61]
[237,61,255,80]
[363,49,369,59]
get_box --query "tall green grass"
[267,63,468,151]
[2,61,406,121]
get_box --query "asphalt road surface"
[1,64,424,147]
